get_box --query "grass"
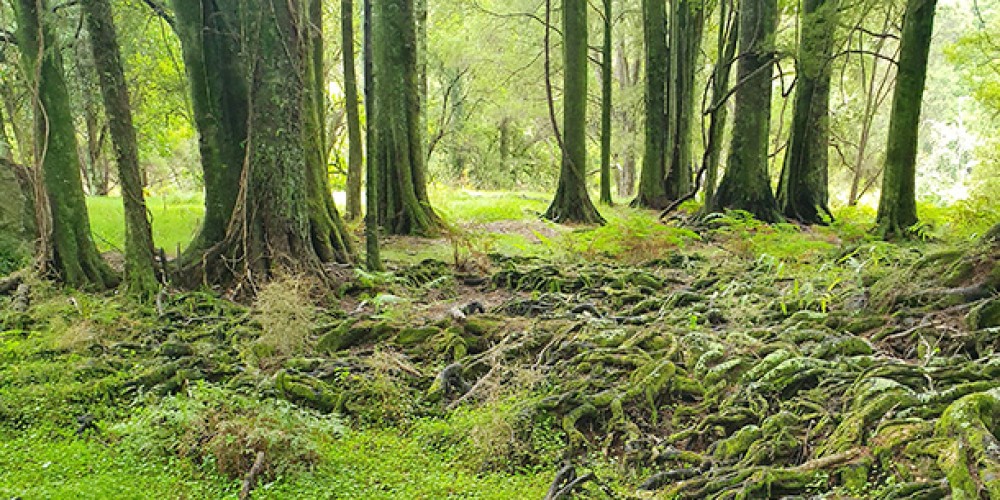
[87,194,204,257]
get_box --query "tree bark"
[543,0,604,224]
[777,0,838,224]
[665,0,705,201]
[704,0,739,210]
[305,0,355,265]
[372,0,441,236]
[710,0,782,222]
[876,0,937,238]
[599,0,613,206]
[363,0,382,270]
[83,0,160,297]
[343,0,364,221]
[14,0,116,289]
[634,0,670,209]
[171,0,248,258]
[632,0,669,209]
[172,0,354,288]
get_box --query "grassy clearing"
[87,195,203,256]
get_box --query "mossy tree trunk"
[778,0,837,225]
[172,0,354,288]
[665,0,705,201]
[876,0,937,238]
[634,0,670,209]
[171,0,248,258]
[704,0,739,210]
[372,0,441,236]
[599,0,614,206]
[709,0,782,222]
[343,0,364,222]
[14,0,115,289]
[83,0,160,297]
[543,0,604,224]
[363,0,382,270]
[305,0,355,264]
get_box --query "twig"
[239,451,267,500]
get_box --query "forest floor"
[1,191,998,499]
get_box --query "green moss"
[275,370,339,413]
[714,424,763,461]
[317,319,398,352]
[967,297,1000,330]
[935,388,1000,499]
[395,326,441,346]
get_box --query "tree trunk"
[876,0,936,238]
[777,0,838,224]
[543,0,604,224]
[665,0,705,201]
[710,0,782,222]
[171,0,248,257]
[704,0,739,210]
[83,0,160,297]
[172,0,354,288]
[599,0,613,205]
[14,0,115,289]
[343,0,364,222]
[363,0,382,270]
[305,0,355,265]
[372,0,441,236]
[635,0,669,209]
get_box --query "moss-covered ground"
[2,190,998,498]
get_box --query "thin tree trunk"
[83,0,160,297]
[543,0,604,224]
[14,0,116,289]
[666,0,705,201]
[599,0,613,205]
[704,0,738,210]
[343,0,364,221]
[778,0,838,224]
[363,0,382,270]
[877,0,937,238]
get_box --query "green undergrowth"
[7,193,999,498]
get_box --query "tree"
[876,0,937,238]
[83,0,160,297]
[777,0,838,224]
[634,0,670,209]
[599,0,614,206]
[171,0,354,287]
[372,0,441,235]
[14,0,116,288]
[343,0,364,221]
[363,0,382,270]
[665,0,705,201]
[171,0,247,259]
[543,0,604,224]
[709,0,782,222]
[703,0,739,209]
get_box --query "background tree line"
[0,0,995,295]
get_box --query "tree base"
[711,179,782,223]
